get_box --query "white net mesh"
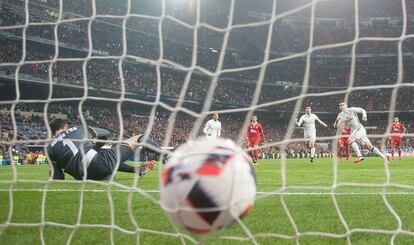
[1,0,414,244]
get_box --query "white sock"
[371,146,386,160]
[350,142,362,157]
[310,147,315,158]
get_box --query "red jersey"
[339,125,350,147]
[341,125,351,136]
[391,122,404,134]
[246,122,265,142]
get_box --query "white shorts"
[349,127,370,145]
[205,134,218,139]
[304,130,316,142]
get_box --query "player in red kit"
[338,125,351,161]
[245,115,266,165]
[389,117,406,160]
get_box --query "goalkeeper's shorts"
[86,144,132,180]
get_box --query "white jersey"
[203,119,221,138]
[296,113,324,134]
[337,107,367,132]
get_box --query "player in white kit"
[203,112,222,138]
[296,107,328,163]
[333,102,388,164]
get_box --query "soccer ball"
[160,137,256,233]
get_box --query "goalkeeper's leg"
[116,134,160,174]
[87,142,156,180]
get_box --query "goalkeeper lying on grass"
[47,118,163,180]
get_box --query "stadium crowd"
[2,0,414,110]
[1,102,412,163]
[1,37,413,112]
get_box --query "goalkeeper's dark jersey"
[47,127,95,180]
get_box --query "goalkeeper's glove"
[137,135,172,164]
[138,135,162,154]
[88,126,111,150]
[140,135,172,164]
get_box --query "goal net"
[1,0,414,244]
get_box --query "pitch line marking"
[1,188,414,195]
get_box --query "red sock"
[345,147,349,160]
[398,150,402,159]
[249,151,254,160]
[254,150,259,161]
[338,147,342,160]
[391,148,394,159]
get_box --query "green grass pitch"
[0,157,413,244]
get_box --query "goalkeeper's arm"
[88,126,111,139]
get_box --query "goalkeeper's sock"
[350,142,361,157]
[370,146,386,160]
[310,147,315,158]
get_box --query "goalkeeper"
[47,118,162,180]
